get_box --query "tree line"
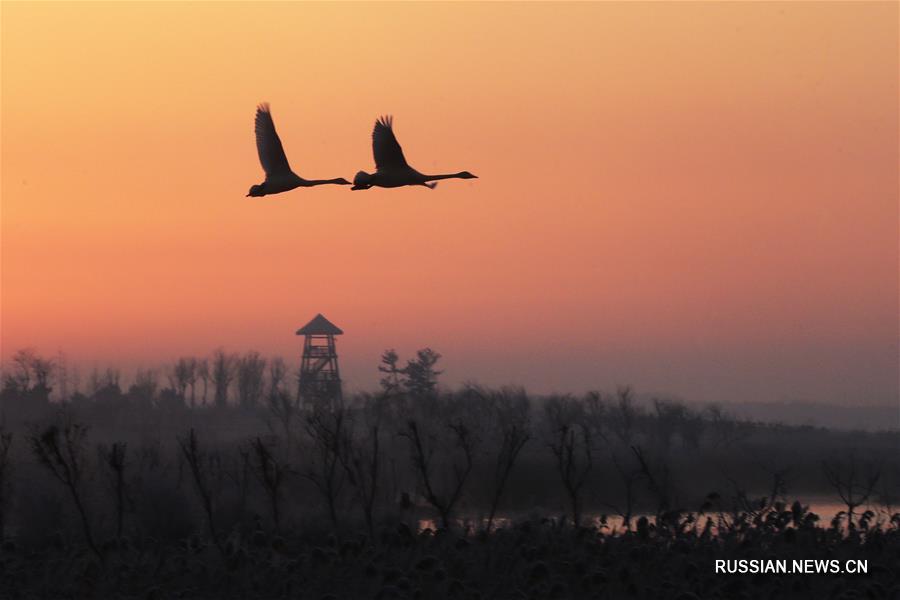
[0,347,896,553]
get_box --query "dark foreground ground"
[1,506,898,600]
[2,365,898,599]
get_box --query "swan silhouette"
[246,104,350,196]
[352,116,477,190]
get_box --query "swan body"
[352,116,477,190]
[247,103,350,196]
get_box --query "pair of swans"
[247,104,477,197]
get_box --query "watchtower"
[296,313,343,407]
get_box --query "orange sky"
[2,2,897,405]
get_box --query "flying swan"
[246,104,350,196]
[352,116,477,190]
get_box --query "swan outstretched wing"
[372,115,409,171]
[254,103,293,177]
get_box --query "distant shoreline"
[723,401,899,432]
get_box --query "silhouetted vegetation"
[0,348,897,598]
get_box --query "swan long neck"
[306,178,347,186]
[422,172,468,182]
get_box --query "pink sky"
[2,2,897,405]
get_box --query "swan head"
[457,171,478,179]
[333,178,352,185]
[246,184,266,197]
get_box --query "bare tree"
[265,357,296,446]
[609,386,640,448]
[401,396,477,530]
[177,428,225,557]
[481,386,531,532]
[224,445,252,527]
[196,359,210,406]
[583,390,611,441]
[211,349,237,408]
[170,358,195,403]
[7,349,36,390]
[250,436,288,532]
[303,401,347,530]
[29,420,101,560]
[54,351,69,402]
[602,451,641,531]
[544,396,593,526]
[31,355,55,391]
[8,349,54,391]
[760,459,791,510]
[268,357,288,395]
[652,398,686,451]
[185,358,198,407]
[632,445,676,520]
[822,453,881,528]
[4,349,55,402]
[98,442,128,538]
[236,351,266,409]
[339,394,386,539]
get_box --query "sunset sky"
[2,2,897,405]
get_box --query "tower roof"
[296,313,343,336]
